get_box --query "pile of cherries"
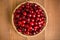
[13,2,46,36]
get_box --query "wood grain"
[0,0,60,40]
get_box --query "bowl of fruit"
[12,1,48,37]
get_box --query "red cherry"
[37,14,40,17]
[29,27,32,30]
[39,25,42,27]
[40,21,44,24]
[38,21,41,25]
[31,19,34,22]
[19,18,22,20]
[35,4,38,7]
[25,31,30,35]
[25,24,29,28]
[36,17,40,20]
[30,22,34,26]
[16,9,20,13]
[22,20,26,23]
[40,18,42,21]
[28,14,32,17]
[36,10,39,13]
[18,29,21,32]
[35,22,38,25]
[15,14,20,18]
[34,26,38,29]
[18,21,22,26]
[26,5,29,8]
[23,12,27,16]
[32,14,36,18]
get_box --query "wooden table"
[0,0,60,40]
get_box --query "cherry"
[23,12,27,16]
[13,2,46,36]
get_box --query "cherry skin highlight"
[13,2,46,36]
